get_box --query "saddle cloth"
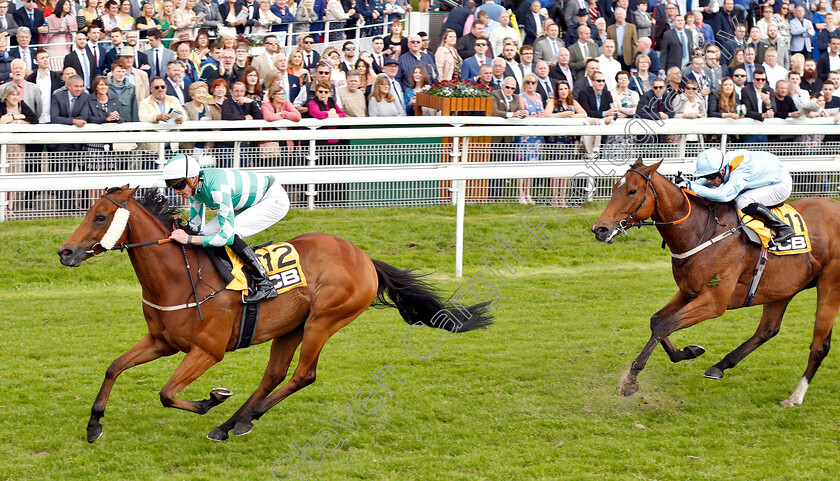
[739,204,811,256]
[208,242,308,297]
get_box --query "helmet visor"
[166,177,188,190]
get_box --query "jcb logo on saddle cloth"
[225,242,307,295]
[741,205,811,256]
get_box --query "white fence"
[3,117,840,275]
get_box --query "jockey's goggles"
[166,178,188,190]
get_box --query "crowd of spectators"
[3,0,840,212]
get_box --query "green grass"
[2,203,839,481]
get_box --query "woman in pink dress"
[44,0,78,57]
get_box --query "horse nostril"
[593,226,607,235]
[59,248,73,258]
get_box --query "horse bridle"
[86,194,173,255]
[606,168,693,242]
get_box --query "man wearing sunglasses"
[676,148,795,245]
[163,154,290,303]
[741,66,774,121]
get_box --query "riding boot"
[743,203,796,245]
[230,237,278,303]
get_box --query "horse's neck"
[124,201,187,299]
[652,179,731,256]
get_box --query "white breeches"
[201,181,290,239]
[735,170,793,209]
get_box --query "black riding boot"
[743,203,796,245]
[231,237,278,303]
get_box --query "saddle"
[738,204,811,255]
[206,242,308,350]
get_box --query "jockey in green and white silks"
[675,148,795,245]
[162,154,291,303]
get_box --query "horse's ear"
[649,160,664,172]
[120,184,130,190]
[631,156,645,168]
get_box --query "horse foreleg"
[704,297,792,380]
[158,347,225,414]
[653,292,707,363]
[88,334,176,443]
[207,326,305,442]
[780,275,840,407]
[620,291,729,397]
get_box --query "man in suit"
[299,35,320,72]
[534,60,554,106]
[719,23,747,67]
[500,42,522,92]
[8,58,42,118]
[0,1,19,40]
[440,0,475,38]
[370,37,386,74]
[712,0,740,43]
[460,38,492,80]
[87,25,111,75]
[173,41,199,86]
[522,0,546,46]
[533,22,563,66]
[272,53,301,102]
[456,21,490,60]
[145,30,176,80]
[703,44,727,91]
[633,77,674,143]
[817,37,840,81]
[789,5,815,59]
[12,0,46,44]
[765,25,790,70]
[682,54,714,96]
[607,8,638,71]
[573,57,600,97]
[50,74,89,209]
[565,10,602,46]
[549,47,576,85]
[27,49,62,123]
[746,26,769,65]
[660,14,694,71]
[653,2,679,50]
[734,45,759,82]
[564,0,588,32]
[251,34,280,82]
[9,27,37,75]
[194,0,224,30]
[489,58,507,91]
[489,76,528,198]
[64,32,97,91]
[578,70,615,119]
[740,67,774,121]
[165,61,190,105]
[569,25,600,79]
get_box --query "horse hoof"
[703,367,724,380]
[87,424,103,443]
[684,345,705,359]
[211,387,233,403]
[233,421,253,436]
[207,428,229,442]
[778,398,801,408]
[619,378,639,397]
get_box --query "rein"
[88,192,220,320]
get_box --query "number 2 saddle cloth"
[208,242,308,297]
[738,204,811,256]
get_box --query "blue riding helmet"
[694,148,726,178]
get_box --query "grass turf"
[1,202,839,481]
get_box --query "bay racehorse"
[591,159,840,405]
[58,186,492,442]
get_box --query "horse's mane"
[108,187,198,235]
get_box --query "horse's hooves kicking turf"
[703,366,724,380]
[207,428,229,442]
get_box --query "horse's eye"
[95,214,107,223]
[627,189,637,196]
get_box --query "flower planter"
[414,93,494,116]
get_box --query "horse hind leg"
[232,309,365,436]
[780,277,840,407]
[704,297,792,380]
[207,326,305,442]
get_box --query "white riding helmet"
[694,148,726,177]
[162,154,200,181]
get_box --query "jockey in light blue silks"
[161,154,291,303]
[675,148,795,245]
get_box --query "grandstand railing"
[4,116,838,275]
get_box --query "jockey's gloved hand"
[674,172,690,190]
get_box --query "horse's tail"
[371,259,493,333]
